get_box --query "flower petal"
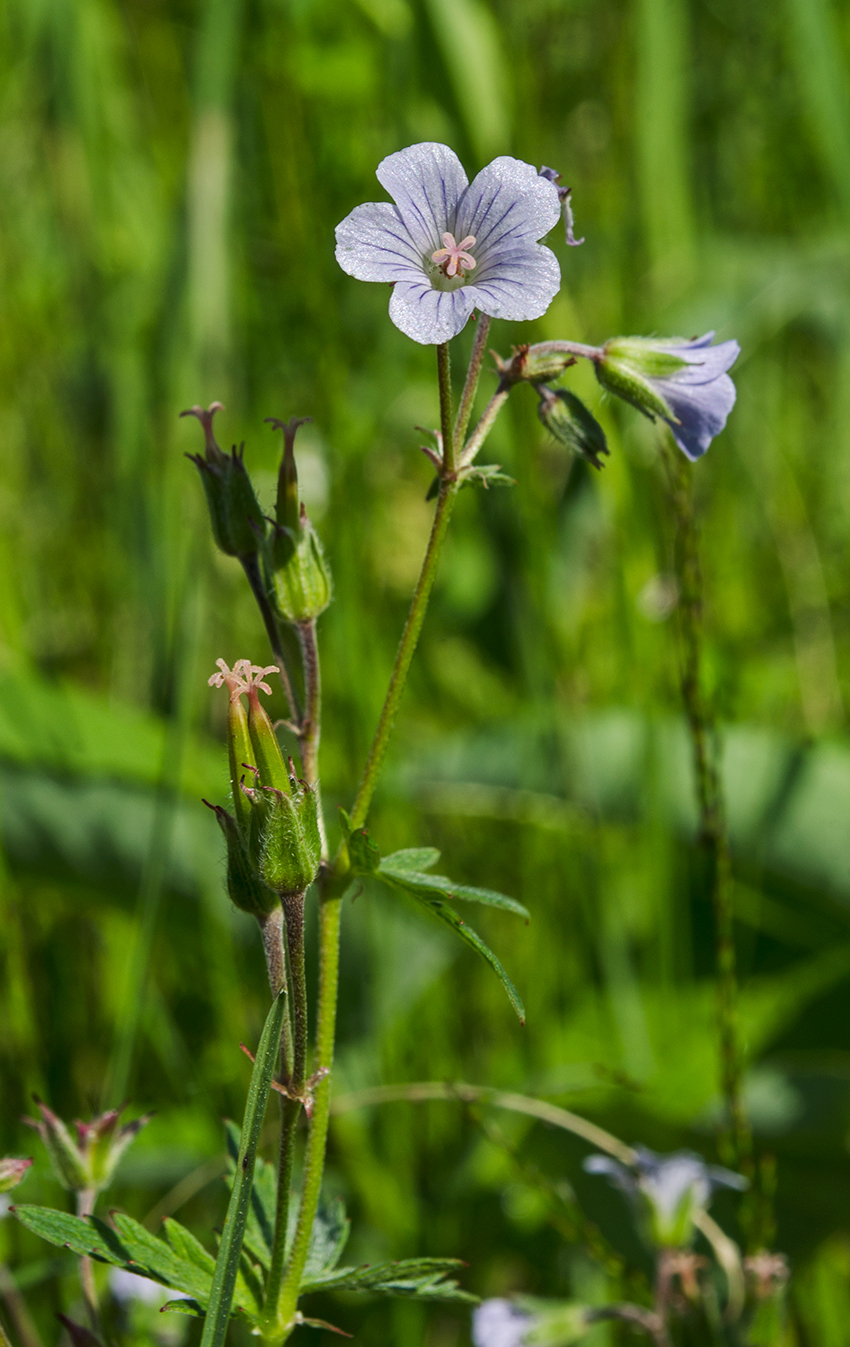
[376,142,468,253]
[466,242,561,322]
[473,1300,532,1347]
[455,156,561,255]
[663,336,741,385]
[388,280,475,344]
[335,201,425,283]
[663,372,737,460]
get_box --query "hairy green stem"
[664,446,751,1175]
[272,895,341,1339]
[459,387,511,468]
[281,892,308,1091]
[453,315,491,451]
[437,342,455,474]
[259,906,293,1078]
[529,338,603,362]
[296,618,327,853]
[76,1188,101,1334]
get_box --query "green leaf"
[200,989,287,1347]
[301,1256,476,1303]
[378,858,529,918]
[347,827,381,875]
[224,1120,275,1268]
[162,1299,205,1318]
[302,1196,351,1279]
[379,847,440,873]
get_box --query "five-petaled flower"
[335,142,562,345]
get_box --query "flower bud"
[24,1101,150,1196]
[494,344,577,387]
[182,403,266,559]
[0,1157,32,1193]
[245,774,322,897]
[205,802,279,916]
[536,386,609,469]
[593,338,687,422]
[263,416,332,623]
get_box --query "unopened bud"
[0,1157,32,1193]
[536,386,609,469]
[245,776,322,897]
[593,337,688,422]
[183,403,266,559]
[494,344,578,388]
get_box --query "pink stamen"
[432,232,477,279]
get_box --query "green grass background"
[2,0,850,1341]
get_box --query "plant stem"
[75,1188,100,1334]
[663,445,752,1175]
[437,342,454,473]
[453,315,491,451]
[259,905,293,1078]
[242,554,302,724]
[528,338,603,362]
[281,892,307,1092]
[296,618,327,853]
[272,894,341,1340]
[459,388,511,467]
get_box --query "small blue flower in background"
[594,332,741,460]
[473,1299,534,1347]
[584,1145,747,1248]
[335,143,562,345]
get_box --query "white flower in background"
[473,1299,534,1347]
[584,1145,747,1247]
[335,143,562,345]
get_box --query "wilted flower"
[0,1157,32,1193]
[538,167,584,247]
[335,142,562,345]
[594,332,740,460]
[473,1299,533,1347]
[744,1251,789,1300]
[584,1145,747,1248]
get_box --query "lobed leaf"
[302,1256,476,1302]
[301,1196,351,1280]
[379,857,529,918]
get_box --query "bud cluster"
[206,659,322,912]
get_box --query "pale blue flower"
[473,1299,533,1347]
[595,332,741,461]
[584,1146,746,1247]
[335,143,562,345]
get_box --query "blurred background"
[2,0,850,1341]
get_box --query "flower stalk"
[662,445,752,1180]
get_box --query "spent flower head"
[0,1156,33,1193]
[335,142,562,344]
[594,332,740,460]
[584,1145,747,1248]
[24,1101,151,1197]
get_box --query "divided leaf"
[379,854,529,918]
[301,1256,476,1303]
[459,463,516,490]
[301,1196,351,1280]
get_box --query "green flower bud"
[263,416,332,623]
[536,386,609,469]
[245,772,322,897]
[182,403,266,559]
[593,337,688,422]
[0,1157,32,1193]
[24,1101,151,1196]
[494,343,578,387]
[204,801,279,916]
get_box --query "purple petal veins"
[335,142,563,344]
[652,334,740,460]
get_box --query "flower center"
[432,232,477,280]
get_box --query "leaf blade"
[200,989,286,1347]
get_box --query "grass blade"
[200,989,286,1347]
